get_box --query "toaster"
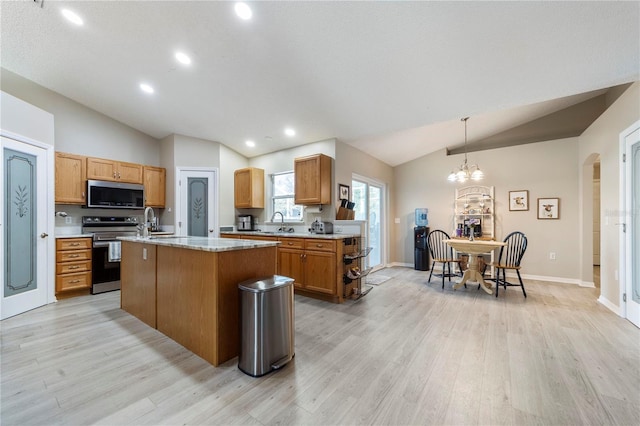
[310,220,333,234]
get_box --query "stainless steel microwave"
[86,179,145,209]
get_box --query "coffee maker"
[237,215,254,231]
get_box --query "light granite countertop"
[221,231,361,240]
[119,235,279,252]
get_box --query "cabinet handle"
[113,172,117,178]
[69,266,80,270]
[118,173,121,179]
[69,279,80,284]
[287,242,293,245]
[69,254,80,258]
[70,243,80,246]
[316,244,323,248]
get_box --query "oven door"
[92,241,121,294]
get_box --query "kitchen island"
[119,236,278,366]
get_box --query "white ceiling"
[1,1,638,166]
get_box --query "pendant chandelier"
[447,117,484,183]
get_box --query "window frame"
[270,170,304,222]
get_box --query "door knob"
[40,233,49,238]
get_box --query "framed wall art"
[537,197,560,219]
[509,190,529,211]
[338,183,350,201]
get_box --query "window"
[272,171,303,221]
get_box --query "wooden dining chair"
[485,231,528,297]
[427,230,462,289]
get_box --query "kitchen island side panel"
[216,247,277,364]
[121,241,157,328]
[156,246,218,365]
[154,244,277,366]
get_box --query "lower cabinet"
[222,233,343,302]
[55,237,92,298]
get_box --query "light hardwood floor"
[2,267,639,425]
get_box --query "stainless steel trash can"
[238,275,295,377]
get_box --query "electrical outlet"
[65,217,73,224]
[549,252,556,260]
[143,248,147,260]
[394,218,400,224]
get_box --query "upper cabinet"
[87,157,143,184]
[234,167,264,208]
[294,154,331,205]
[55,152,87,204]
[143,166,166,208]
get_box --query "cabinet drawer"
[304,239,336,253]
[56,238,92,251]
[56,260,91,274]
[56,271,91,292]
[57,249,91,263]
[278,238,304,249]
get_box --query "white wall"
[578,82,640,310]
[248,139,336,224]
[220,145,249,227]
[1,69,159,165]
[393,138,581,281]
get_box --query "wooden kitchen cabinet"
[55,152,87,204]
[55,237,92,298]
[87,157,143,184]
[234,167,264,208]
[143,166,166,207]
[221,233,347,302]
[294,154,332,205]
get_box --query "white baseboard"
[597,295,622,316]
[389,262,413,268]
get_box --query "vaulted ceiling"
[2,1,638,166]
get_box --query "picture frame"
[537,197,560,219]
[338,183,350,201]
[509,190,529,211]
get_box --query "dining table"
[444,239,506,295]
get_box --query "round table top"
[445,239,506,255]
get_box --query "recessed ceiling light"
[61,9,84,26]
[284,128,296,137]
[175,52,191,65]
[245,140,255,147]
[139,83,154,94]
[234,2,252,20]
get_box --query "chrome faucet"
[271,211,285,232]
[143,207,155,237]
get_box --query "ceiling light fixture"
[284,128,295,137]
[245,140,255,147]
[61,9,84,26]
[139,83,154,94]
[447,117,484,183]
[234,2,252,20]
[175,52,191,65]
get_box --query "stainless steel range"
[82,216,139,294]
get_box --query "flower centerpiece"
[468,218,480,241]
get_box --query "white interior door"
[622,121,640,328]
[176,168,218,237]
[1,136,50,319]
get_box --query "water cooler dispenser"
[414,208,430,271]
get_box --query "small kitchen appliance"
[310,219,333,234]
[237,215,255,231]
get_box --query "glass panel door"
[352,177,385,270]
[4,147,37,296]
[187,177,208,237]
[2,136,49,319]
